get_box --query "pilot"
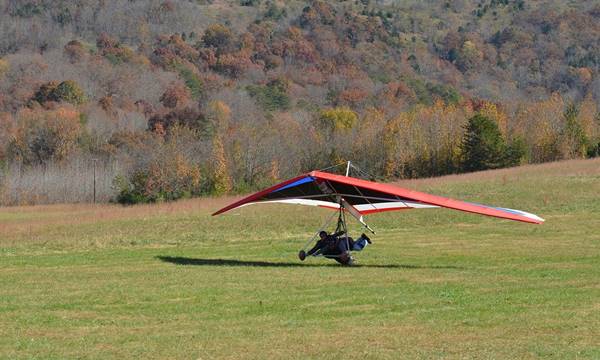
[299,230,371,265]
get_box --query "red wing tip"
[517,216,544,224]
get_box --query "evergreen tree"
[461,114,508,172]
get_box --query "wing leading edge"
[212,171,544,224]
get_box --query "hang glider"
[212,170,544,226]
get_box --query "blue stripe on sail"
[273,176,314,192]
[494,207,524,216]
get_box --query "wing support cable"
[299,209,339,253]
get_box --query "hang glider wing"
[212,171,544,224]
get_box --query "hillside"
[0,0,599,205]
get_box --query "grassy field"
[1,158,599,359]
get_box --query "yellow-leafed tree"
[211,135,232,195]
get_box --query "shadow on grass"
[156,256,463,270]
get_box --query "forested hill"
[0,0,599,205]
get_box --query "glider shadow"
[156,256,463,270]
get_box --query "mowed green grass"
[1,159,599,359]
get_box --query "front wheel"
[298,250,306,261]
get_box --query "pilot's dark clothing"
[307,231,354,257]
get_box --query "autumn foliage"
[7,106,82,165]
[0,1,599,205]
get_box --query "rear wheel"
[335,252,353,265]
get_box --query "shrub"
[113,173,149,205]
[588,141,600,158]
[114,153,201,204]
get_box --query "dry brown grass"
[0,197,233,237]
[394,157,600,189]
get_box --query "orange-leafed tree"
[160,83,191,109]
[202,24,234,53]
[8,106,82,165]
